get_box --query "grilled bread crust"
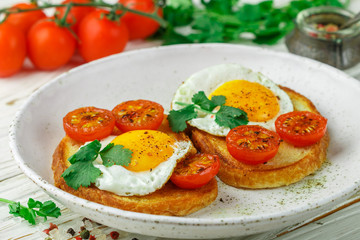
[52,118,218,216]
[190,86,330,189]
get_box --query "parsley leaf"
[62,140,133,190]
[215,105,249,129]
[168,104,197,132]
[168,91,248,132]
[0,198,61,225]
[62,161,102,190]
[100,143,133,167]
[210,95,226,106]
[192,91,225,111]
[192,91,216,111]
[68,140,101,164]
[158,0,349,45]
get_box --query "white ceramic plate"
[9,44,360,239]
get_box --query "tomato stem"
[59,2,73,27]
[0,2,167,27]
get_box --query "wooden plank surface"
[2,0,360,239]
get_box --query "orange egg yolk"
[111,130,176,172]
[209,80,280,122]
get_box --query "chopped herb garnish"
[168,91,248,132]
[0,198,61,225]
[62,141,133,190]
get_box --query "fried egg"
[93,130,191,196]
[172,64,293,136]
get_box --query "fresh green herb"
[62,141,133,190]
[168,91,248,132]
[0,198,61,225]
[100,143,132,167]
[158,0,349,45]
[168,105,198,132]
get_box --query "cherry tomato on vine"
[118,0,162,40]
[78,9,129,62]
[170,153,220,189]
[27,18,76,70]
[226,125,281,165]
[4,3,46,34]
[112,100,164,132]
[63,106,116,142]
[56,0,95,32]
[275,111,327,147]
[0,23,26,77]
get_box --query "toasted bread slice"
[52,118,218,216]
[190,86,330,189]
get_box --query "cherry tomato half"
[112,100,164,132]
[226,125,281,165]
[63,106,116,142]
[119,0,162,40]
[55,0,95,32]
[78,9,128,62]
[4,3,46,34]
[0,23,26,77]
[170,153,220,189]
[275,111,327,147]
[27,18,76,70]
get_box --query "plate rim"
[9,43,360,228]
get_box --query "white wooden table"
[2,1,360,239]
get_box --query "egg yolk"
[111,130,176,172]
[209,80,280,122]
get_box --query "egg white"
[88,136,191,196]
[171,64,294,136]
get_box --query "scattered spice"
[43,223,58,235]
[82,217,91,223]
[110,231,120,239]
[80,229,90,239]
[67,227,76,236]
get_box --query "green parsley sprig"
[168,91,248,132]
[62,140,132,190]
[0,198,61,225]
[158,0,349,45]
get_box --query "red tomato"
[226,125,281,165]
[78,10,128,62]
[170,153,220,189]
[119,0,162,40]
[63,106,116,142]
[4,3,46,34]
[275,111,327,147]
[55,0,95,32]
[27,18,76,70]
[0,23,26,77]
[112,100,164,132]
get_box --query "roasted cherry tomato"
[78,9,128,62]
[112,100,164,132]
[118,0,162,40]
[63,106,115,142]
[27,18,76,70]
[4,3,46,34]
[0,23,26,77]
[226,125,281,165]
[170,153,220,189]
[275,111,327,147]
[55,0,95,32]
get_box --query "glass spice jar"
[285,6,360,70]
